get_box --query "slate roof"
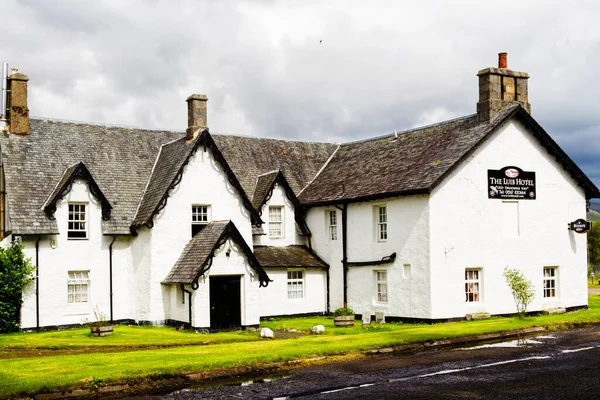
[251,170,279,211]
[253,245,328,269]
[298,105,600,205]
[3,105,597,236]
[0,119,182,235]
[0,120,335,235]
[213,135,338,198]
[163,220,270,286]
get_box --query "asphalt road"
[132,326,600,400]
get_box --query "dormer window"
[68,203,87,239]
[191,205,210,237]
[268,206,283,238]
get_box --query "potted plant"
[333,307,355,327]
[85,306,114,337]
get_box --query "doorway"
[209,276,241,329]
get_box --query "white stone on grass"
[260,327,274,338]
[312,325,325,334]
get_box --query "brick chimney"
[186,94,208,140]
[7,68,30,135]
[477,53,530,122]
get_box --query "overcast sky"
[2,0,600,186]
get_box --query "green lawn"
[0,325,258,349]
[1,296,600,398]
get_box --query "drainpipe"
[326,265,330,314]
[108,236,117,322]
[180,284,193,328]
[335,203,348,307]
[35,236,40,330]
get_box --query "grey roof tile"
[253,245,328,268]
[1,119,181,235]
[298,106,518,205]
[163,220,270,286]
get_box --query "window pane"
[287,270,304,299]
[67,271,89,303]
[269,207,283,238]
[465,269,481,302]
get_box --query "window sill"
[67,237,89,241]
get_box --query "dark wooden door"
[210,276,241,330]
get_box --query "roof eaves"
[515,109,600,199]
[300,188,430,207]
[429,105,521,192]
[42,161,113,221]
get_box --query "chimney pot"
[186,94,208,140]
[498,52,507,69]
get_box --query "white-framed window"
[68,203,87,239]
[465,269,481,303]
[287,269,304,299]
[375,205,387,242]
[543,267,557,298]
[191,205,210,237]
[375,270,388,303]
[68,271,90,303]
[328,210,338,241]
[269,206,284,238]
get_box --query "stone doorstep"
[28,324,590,399]
[542,307,566,315]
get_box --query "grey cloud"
[0,0,599,187]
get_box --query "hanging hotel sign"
[488,166,536,200]
[569,219,591,233]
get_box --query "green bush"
[0,240,34,332]
[503,267,535,318]
[333,307,355,317]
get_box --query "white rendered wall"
[148,146,253,323]
[307,197,431,318]
[258,268,327,316]
[306,207,343,310]
[345,196,430,319]
[429,118,588,319]
[254,183,303,246]
[19,179,115,328]
[130,227,153,322]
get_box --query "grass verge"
[1,295,599,397]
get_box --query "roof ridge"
[132,143,164,225]
[297,144,341,197]
[30,116,183,134]
[212,132,336,145]
[257,168,280,177]
[341,113,478,146]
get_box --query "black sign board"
[488,166,536,200]
[569,219,591,233]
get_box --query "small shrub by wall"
[0,240,34,332]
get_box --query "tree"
[0,240,34,332]
[503,267,535,318]
[587,223,600,277]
